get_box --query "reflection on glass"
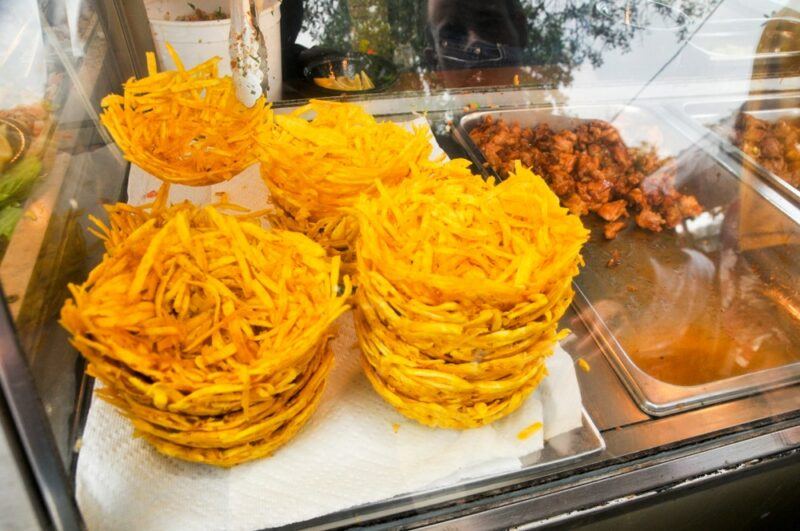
[0,1,50,259]
[288,0,727,94]
[0,0,128,469]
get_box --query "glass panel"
[129,1,799,101]
[3,0,800,528]
[0,0,128,468]
[0,419,42,530]
[276,0,792,99]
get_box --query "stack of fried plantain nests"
[352,160,589,429]
[258,100,434,267]
[60,200,351,466]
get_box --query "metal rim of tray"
[678,95,800,209]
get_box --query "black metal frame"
[0,283,83,530]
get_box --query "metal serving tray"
[688,17,800,63]
[453,104,800,416]
[682,96,800,206]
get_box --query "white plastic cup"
[145,0,282,101]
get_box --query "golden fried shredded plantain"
[100,45,272,186]
[61,201,351,466]
[258,99,436,266]
[351,161,588,429]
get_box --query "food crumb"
[606,249,621,268]
[517,421,542,440]
[626,284,638,292]
[392,423,400,433]
[577,358,591,372]
[23,210,37,221]
[145,190,158,199]
[176,5,227,21]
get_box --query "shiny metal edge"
[420,422,800,530]
[270,77,800,117]
[573,285,800,416]
[280,409,604,531]
[450,102,800,417]
[674,94,800,207]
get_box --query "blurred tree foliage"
[301,0,719,85]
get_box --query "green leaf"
[0,205,23,240]
[0,156,41,208]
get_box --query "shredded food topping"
[100,45,272,186]
[352,160,588,428]
[60,200,350,466]
[259,100,435,264]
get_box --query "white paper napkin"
[76,117,584,530]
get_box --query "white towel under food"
[76,312,583,531]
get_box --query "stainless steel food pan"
[453,104,800,416]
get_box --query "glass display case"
[1,0,799,529]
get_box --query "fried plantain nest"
[258,100,435,265]
[100,45,272,186]
[60,200,351,466]
[352,160,589,429]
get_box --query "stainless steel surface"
[561,329,649,432]
[522,409,604,469]
[421,423,800,530]
[452,103,800,417]
[682,94,800,206]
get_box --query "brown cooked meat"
[469,115,703,239]
[733,113,800,188]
